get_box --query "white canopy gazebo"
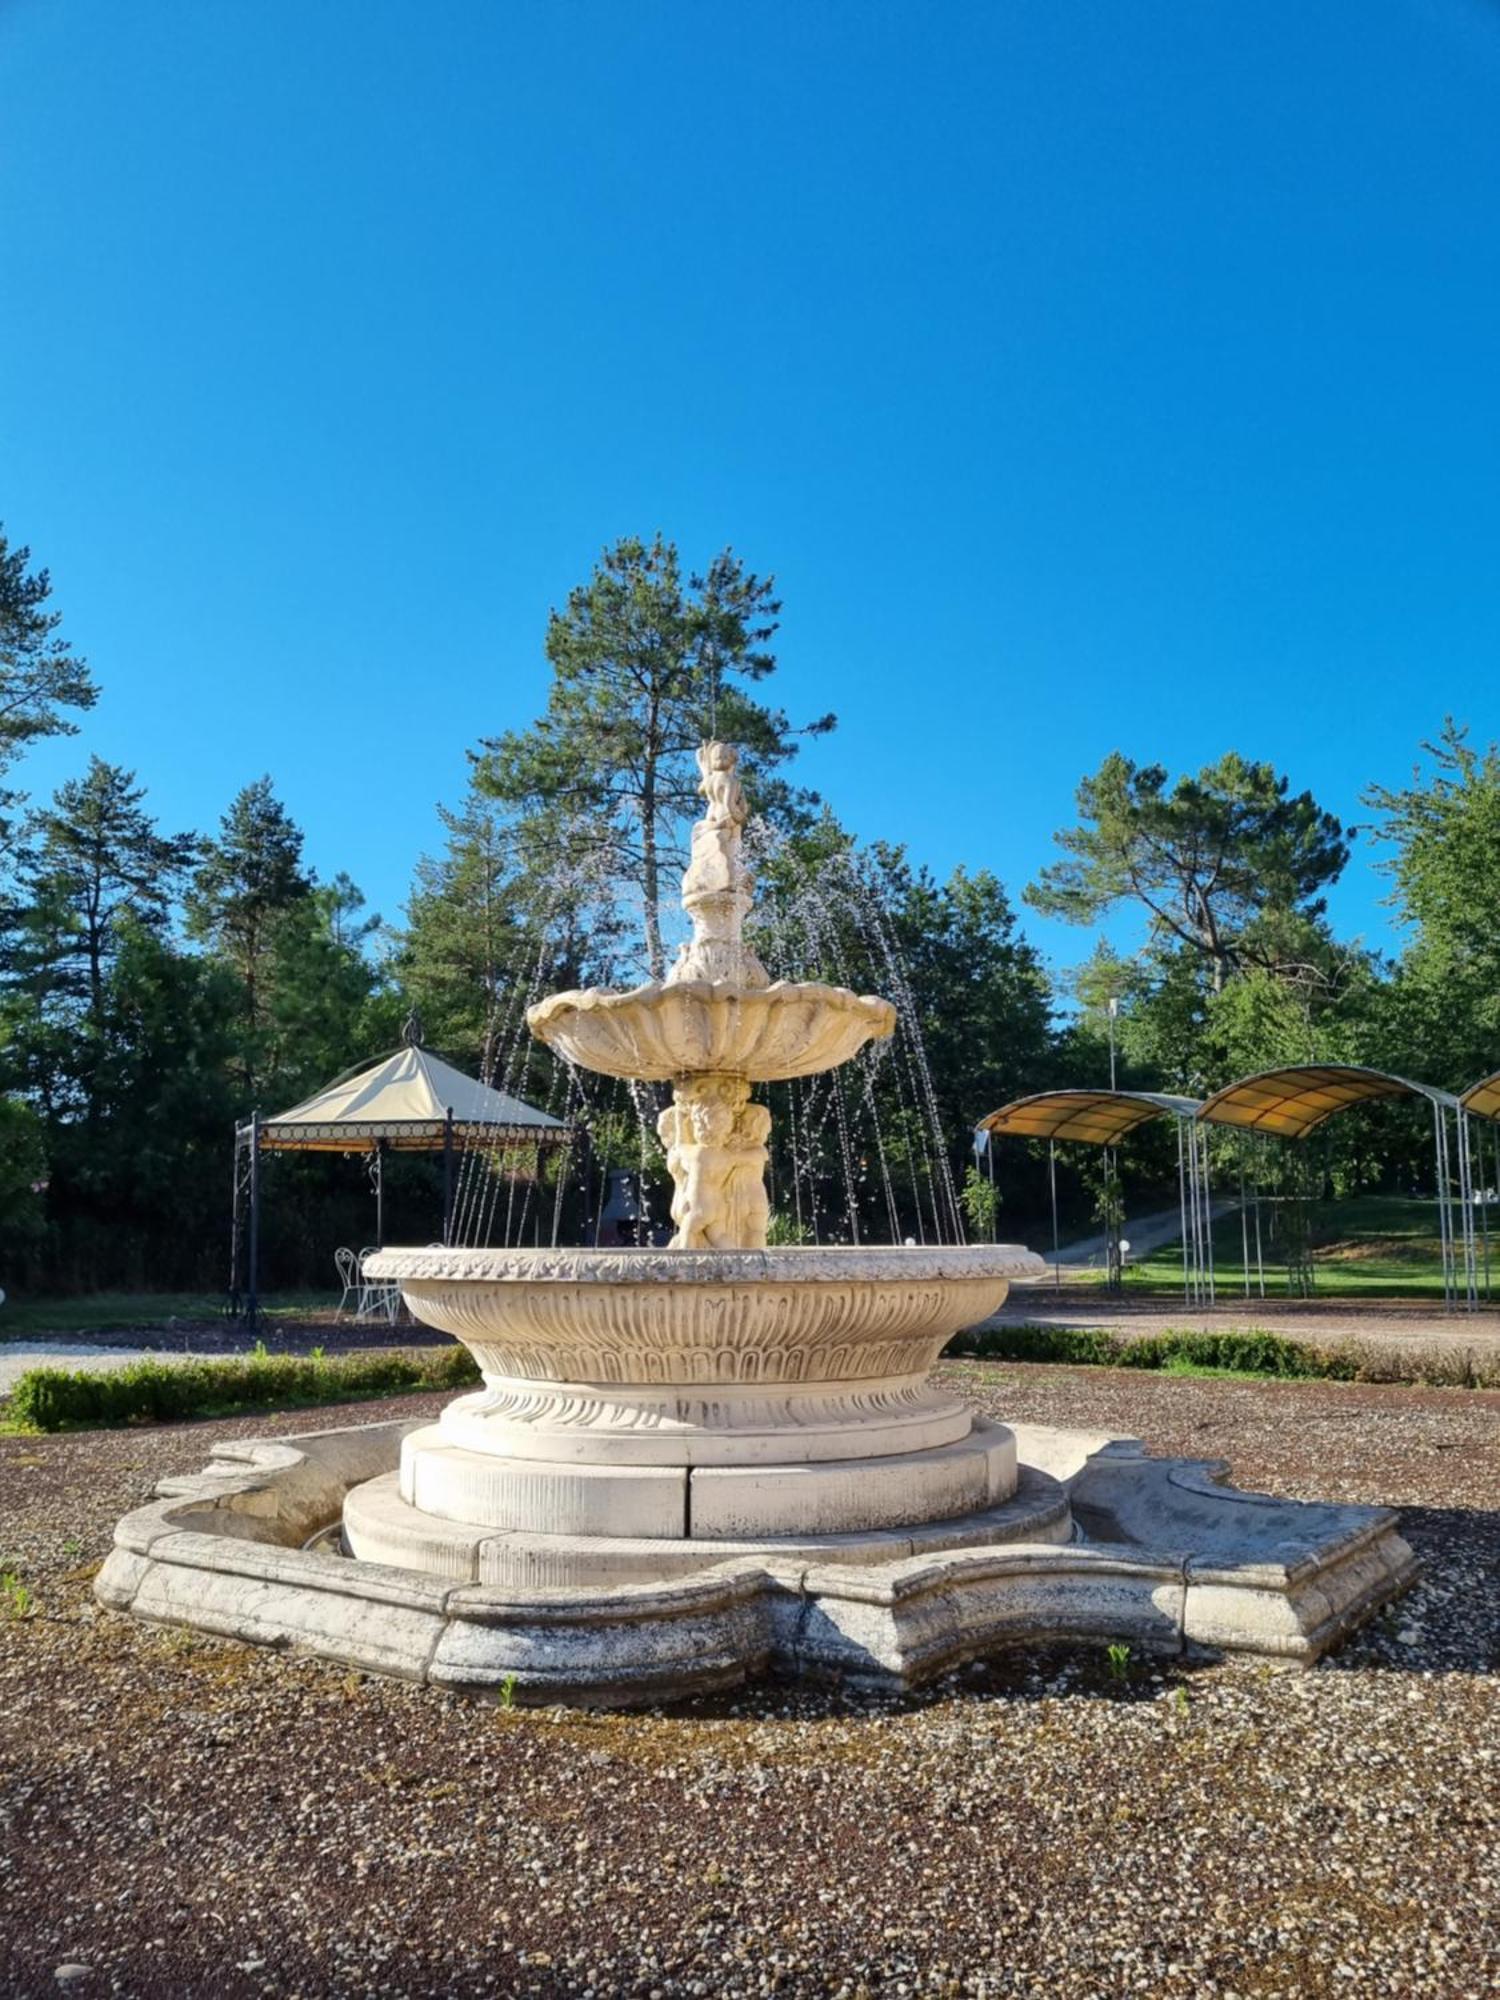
[231,1026,570,1320]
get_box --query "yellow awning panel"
[1461,1071,1500,1123]
[1197,1064,1448,1141]
[977,1089,1200,1147]
[254,1045,568,1152]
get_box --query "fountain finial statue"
[667,739,770,991]
[529,739,897,1249]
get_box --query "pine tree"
[185,777,312,1089]
[23,757,198,1038]
[476,535,833,980]
[0,528,98,861]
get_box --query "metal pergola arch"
[974,1089,1215,1304]
[1458,1071,1500,1300]
[1197,1064,1480,1313]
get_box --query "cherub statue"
[727,1098,772,1247]
[657,1081,742,1249]
[697,740,747,828]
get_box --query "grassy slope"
[1119,1194,1488,1297]
[0,1291,334,1338]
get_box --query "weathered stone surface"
[398,1429,689,1537]
[363,1243,1036,1392]
[99,1417,1416,1698]
[433,1374,975,1467]
[687,1420,1016,1539]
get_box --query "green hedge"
[6,1344,480,1433]
[945,1322,1356,1380]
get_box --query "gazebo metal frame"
[1197,1065,1479,1312]
[975,1089,1214,1305]
[979,1063,1489,1315]
[228,1032,572,1325]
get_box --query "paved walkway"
[0,1340,224,1395]
[1047,1202,1236,1271]
[989,1283,1500,1362]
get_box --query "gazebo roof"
[1461,1071,1500,1123]
[1197,1063,1456,1141]
[976,1088,1201,1146]
[252,1045,569,1153]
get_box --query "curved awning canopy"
[976,1088,1202,1146]
[1461,1071,1500,1123]
[1197,1064,1457,1141]
[249,1045,570,1153]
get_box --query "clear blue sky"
[4,1,1499,980]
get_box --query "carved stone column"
[657,1073,771,1250]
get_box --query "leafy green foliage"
[6,1344,480,1431]
[946,1321,1356,1378]
[1364,720,1500,1087]
[960,1164,1001,1240]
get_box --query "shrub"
[947,1322,1360,1382]
[6,1344,480,1433]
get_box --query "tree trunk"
[640,701,665,982]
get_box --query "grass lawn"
[1119,1192,1493,1297]
[0,1289,336,1338]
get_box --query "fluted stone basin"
[350,1242,1048,1572]
[527,979,897,1082]
[362,1242,1042,1470]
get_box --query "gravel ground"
[1,1365,1497,1999]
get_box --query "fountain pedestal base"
[97,1416,1417,1702]
[346,1417,1019,1580]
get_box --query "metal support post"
[1456,1110,1479,1310]
[1433,1101,1454,1312]
[442,1109,455,1247]
[246,1111,261,1329]
[1049,1140,1061,1290]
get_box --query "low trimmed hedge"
[945,1322,1356,1379]
[6,1344,480,1432]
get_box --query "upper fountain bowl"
[527,978,896,1083]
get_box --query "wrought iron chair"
[356,1246,401,1324]
[334,1247,359,1316]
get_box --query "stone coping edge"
[96,1417,1417,1702]
[364,1244,1049,1284]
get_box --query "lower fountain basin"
[363,1243,1044,1392]
[360,1244,1048,1542]
[97,1417,1419,1702]
[363,1242,1046,1477]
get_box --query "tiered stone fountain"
[344,741,1050,1588]
[98,742,1416,1701]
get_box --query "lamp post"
[1106,997,1120,1290]
[1107,994,1119,1091]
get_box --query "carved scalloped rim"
[528,976,896,1031]
[364,1244,1049,1285]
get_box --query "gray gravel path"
[1,1366,1497,1996]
